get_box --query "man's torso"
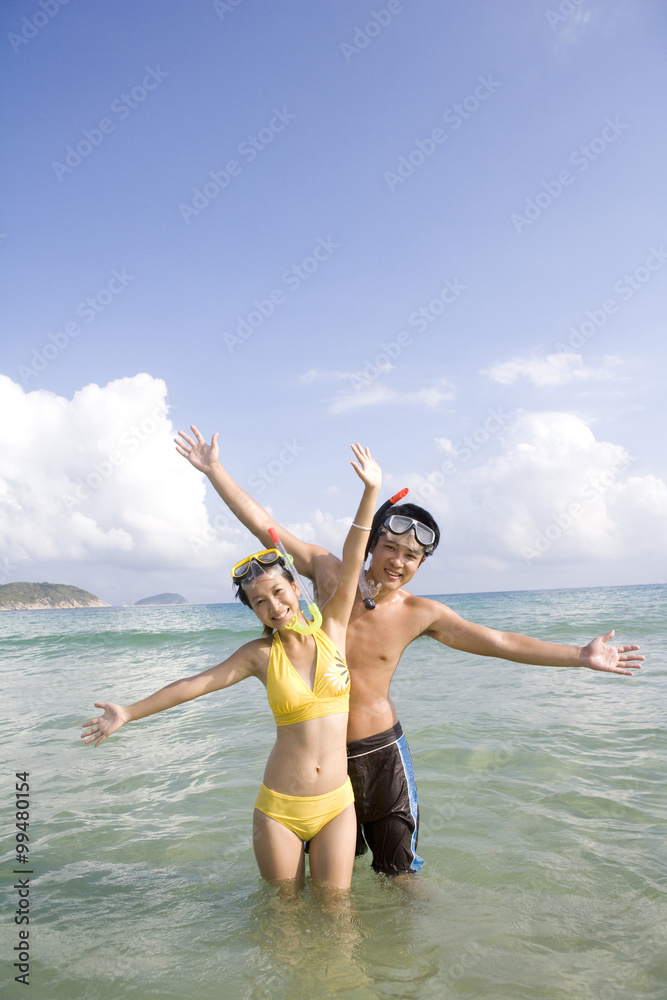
[314,553,443,741]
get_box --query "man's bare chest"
[345,606,419,672]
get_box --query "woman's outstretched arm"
[81,643,260,747]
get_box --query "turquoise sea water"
[1,584,665,1000]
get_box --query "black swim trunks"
[346,720,423,876]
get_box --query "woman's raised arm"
[321,443,381,635]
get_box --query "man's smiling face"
[368,530,426,590]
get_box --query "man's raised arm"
[175,425,336,583]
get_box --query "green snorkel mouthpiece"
[268,527,322,635]
[360,488,409,609]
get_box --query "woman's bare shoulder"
[235,635,274,674]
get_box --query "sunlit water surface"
[1,584,665,999]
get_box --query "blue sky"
[1,0,666,605]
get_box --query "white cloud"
[300,367,456,413]
[328,379,455,415]
[4,379,662,599]
[289,413,667,591]
[285,510,350,549]
[410,410,667,567]
[547,1,595,44]
[0,374,238,575]
[434,437,456,455]
[482,352,620,386]
[300,367,362,384]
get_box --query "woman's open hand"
[81,702,130,747]
[174,425,219,473]
[350,443,381,492]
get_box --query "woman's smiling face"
[243,569,301,629]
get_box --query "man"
[176,426,643,876]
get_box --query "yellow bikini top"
[266,627,350,727]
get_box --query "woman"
[81,443,380,889]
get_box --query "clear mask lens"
[383,515,435,549]
[238,561,286,586]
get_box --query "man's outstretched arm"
[421,600,643,676]
[175,425,338,584]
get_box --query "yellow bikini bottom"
[254,778,354,841]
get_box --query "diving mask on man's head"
[379,514,436,554]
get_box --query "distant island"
[0,582,109,610]
[134,593,189,606]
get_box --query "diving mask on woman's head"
[232,541,322,634]
[231,548,286,584]
[380,514,436,553]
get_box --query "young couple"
[82,429,642,890]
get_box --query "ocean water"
[1,583,665,1000]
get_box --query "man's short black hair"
[367,502,440,558]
